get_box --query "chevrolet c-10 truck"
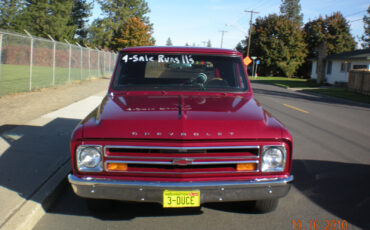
[68,46,293,213]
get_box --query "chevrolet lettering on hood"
[130,131,235,137]
[68,47,293,213]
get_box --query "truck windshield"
[113,53,248,92]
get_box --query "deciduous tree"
[114,16,155,49]
[89,0,153,50]
[246,14,307,77]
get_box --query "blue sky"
[91,0,369,49]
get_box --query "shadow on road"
[45,159,370,229]
[0,118,79,226]
[292,159,370,230]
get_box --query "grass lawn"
[250,76,320,88]
[0,64,105,96]
[250,76,370,105]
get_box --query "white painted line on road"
[42,96,104,120]
[283,104,309,114]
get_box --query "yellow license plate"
[163,190,200,208]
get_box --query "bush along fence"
[0,30,117,97]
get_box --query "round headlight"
[261,147,286,172]
[77,146,102,171]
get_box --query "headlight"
[261,146,286,172]
[77,145,103,172]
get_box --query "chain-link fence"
[0,30,117,97]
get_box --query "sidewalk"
[0,78,110,230]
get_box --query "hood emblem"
[130,131,235,137]
[173,158,193,166]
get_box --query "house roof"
[325,48,370,61]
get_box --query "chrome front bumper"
[68,174,293,204]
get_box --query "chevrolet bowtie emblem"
[172,158,193,166]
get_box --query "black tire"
[85,198,114,212]
[254,199,279,213]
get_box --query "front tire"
[254,199,279,213]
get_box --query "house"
[311,49,370,84]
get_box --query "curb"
[0,160,71,230]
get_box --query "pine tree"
[207,40,212,47]
[166,37,173,46]
[89,0,153,50]
[114,16,155,49]
[0,0,25,32]
[70,0,92,45]
[22,0,75,41]
[362,5,370,48]
[280,0,303,25]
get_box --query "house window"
[327,61,332,75]
[347,63,351,72]
[340,63,346,72]
[353,65,367,69]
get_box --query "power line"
[349,18,363,23]
[344,10,366,18]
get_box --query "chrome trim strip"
[104,160,260,173]
[104,156,259,160]
[104,145,260,157]
[103,170,260,174]
[104,160,259,165]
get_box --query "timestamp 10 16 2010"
[292,219,348,230]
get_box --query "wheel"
[254,199,279,213]
[85,198,114,212]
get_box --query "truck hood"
[81,93,284,140]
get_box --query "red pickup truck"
[68,46,293,213]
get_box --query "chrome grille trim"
[105,160,259,165]
[104,145,260,158]
[103,145,260,174]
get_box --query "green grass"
[250,76,370,105]
[303,88,370,104]
[0,64,106,96]
[250,77,318,88]
[250,76,320,88]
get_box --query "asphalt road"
[33,82,370,230]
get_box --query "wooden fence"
[348,70,370,96]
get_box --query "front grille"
[103,145,260,177]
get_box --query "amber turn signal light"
[106,162,128,171]
[236,163,257,171]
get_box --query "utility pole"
[245,10,259,57]
[219,30,227,48]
